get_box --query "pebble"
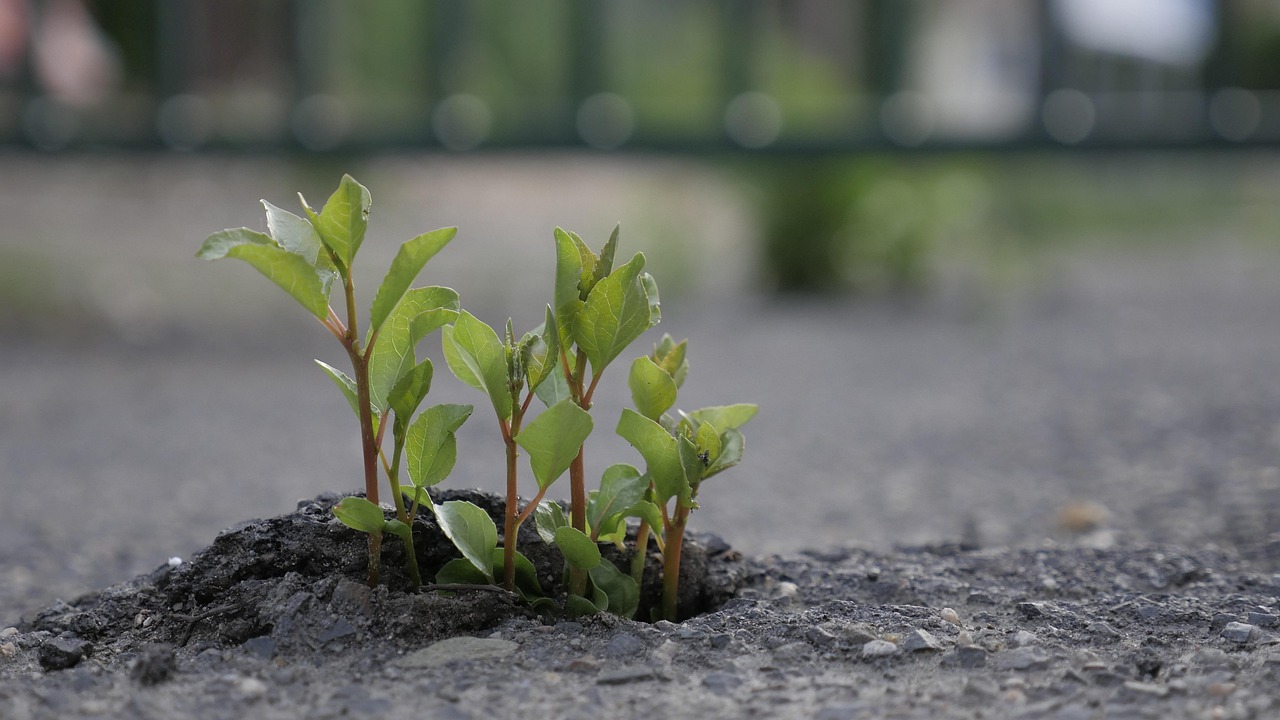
[600,633,646,660]
[995,646,1052,671]
[1017,602,1046,619]
[862,640,898,657]
[1122,680,1168,697]
[0,627,17,639]
[1247,612,1278,628]
[903,629,943,652]
[940,607,960,626]
[956,630,974,647]
[0,642,15,657]
[393,637,518,668]
[597,666,663,685]
[38,636,92,671]
[949,645,987,668]
[1009,630,1037,647]
[234,677,268,700]
[1222,622,1259,644]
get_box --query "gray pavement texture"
[2,154,1280,718]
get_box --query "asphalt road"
[3,154,1280,627]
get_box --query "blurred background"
[4,1,1280,619]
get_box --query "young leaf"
[564,594,599,618]
[406,404,474,488]
[515,398,594,490]
[490,548,543,597]
[521,306,561,393]
[592,224,620,282]
[589,561,639,619]
[436,557,489,585]
[197,229,330,319]
[369,227,458,337]
[333,496,386,534]
[687,404,758,432]
[533,363,571,407]
[433,500,497,581]
[263,200,327,267]
[303,174,371,270]
[368,287,460,412]
[383,518,412,541]
[534,502,568,545]
[554,526,601,570]
[652,335,689,388]
[388,359,433,437]
[442,311,512,420]
[587,464,648,533]
[623,499,665,534]
[704,428,746,479]
[616,409,686,504]
[315,359,361,418]
[628,356,677,422]
[552,228,588,347]
[574,253,659,375]
[695,421,722,465]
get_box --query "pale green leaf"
[616,409,687,504]
[262,200,324,264]
[653,334,689,388]
[592,224,620,282]
[628,355,677,422]
[315,359,360,418]
[433,500,497,581]
[369,227,457,336]
[491,548,543,597]
[522,306,561,393]
[552,227,589,347]
[383,518,412,540]
[589,561,639,619]
[441,311,512,420]
[306,174,370,269]
[534,364,571,407]
[687,404,758,432]
[555,526,601,570]
[695,421,722,465]
[406,404,474,488]
[704,428,746,479]
[368,287,460,411]
[333,496,386,534]
[435,557,488,585]
[533,502,567,545]
[587,464,647,533]
[564,594,599,617]
[198,229,330,319]
[388,359,433,438]
[575,253,658,375]
[515,398,593,490]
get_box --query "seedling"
[197,175,469,587]
[617,335,756,620]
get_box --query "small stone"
[1,627,19,639]
[862,639,898,657]
[946,645,987,668]
[1009,630,1037,647]
[234,677,268,700]
[1247,612,1278,628]
[394,637,518,668]
[1122,681,1168,697]
[38,636,92,671]
[130,644,177,686]
[995,646,1052,671]
[903,629,943,652]
[0,642,15,657]
[701,671,742,696]
[775,581,799,601]
[1017,602,1046,619]
[940,607,961,626]
[1087,621,1121,641]
[653,620,678,634]
[597,666,662,685]
[1208,682,1237,697]
[956,630,974,647]
[167,556,183,568]
[772,642,813,662]
[600,633,646,660]
[1222,622,1259,644]
[834,622,877,645]
[806,625,838,647]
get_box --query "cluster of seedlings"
[198,175,754,621]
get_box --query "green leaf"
[388,359,433,437]
[652,334,689,388]
[401,485,430,507]
[616,409,686,504]
[521,306,561,393]
[592,224,620,282]
[704,428,746,479]
[369,227,457,337]
[552,228,589,347]
[695,421,722,465]
[575,253,659,376]
[628,356,677,422]
[677,433,703,503]
[564,594,599,618]
[383,518,412,540]
[368,287,460,412]
[333,496,386,534]
[687,404,757,432]
[304,174,371,270]
[590,561,639,619]
[515,398,594,490]
[533,502,567,545]
[433,500,497,582]
[442,310,512,420]
[436,558,489,585]
[534,364,571,407]
[491,548,543,597]
[587,464,647,533]
[624,499,665,533]
[555,526,601,570]
[315,359,361,418]
[197,228,330,319]
[406,404,474,488]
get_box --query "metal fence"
[3,0,1275,153]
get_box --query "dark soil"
[3,493,1279,719]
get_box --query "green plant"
[197,175,469,587]
[617,335,756,620]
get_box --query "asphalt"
[3,152,1280,630]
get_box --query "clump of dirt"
[16,490,748,670]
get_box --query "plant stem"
[341,274,381,587]
[502,422,519,592]
[631,520,650,585]
[386,443,421,588]
[662,505,690,622]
